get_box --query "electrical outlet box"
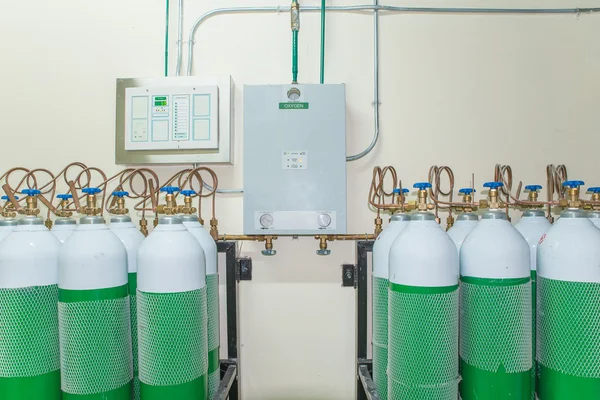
[115,76,233,164]
[243,84,347,235]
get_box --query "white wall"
[2,0,600,398]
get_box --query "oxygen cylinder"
[537,181,600,399]
[514,185,551,396]
[459,182,532,400]
[179,189,220,398]
[0,195,18,241]
[372,188,410,400]
[387,182,459,399]
[447,188,479,252]
[586,187,600,228]
[0,189,61,399]
[109,191,145,400]
[137,187,208,399]
[51,194,77,244]
[58,188,132,400]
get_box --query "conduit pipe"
[181,4,600,162]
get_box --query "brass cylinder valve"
[19,189,41,216]
[559,180,584,209]
[586,187,600,211]
[109,191,129,215]
[1,195,18,218]
[56,194,74,218]
[456,188,477,213]
[523,185,544,208]
[178,190,198,215]
[479,182,505,210]
[155,186,179,215]
[392,187,410,214]
[407,182,435,212]
[79,188,103,216]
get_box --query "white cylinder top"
[182,219,218,275]
[538,210,600,282]
[372,216,410,279]
[460,211,530,279]
[389,214,458,287]
[59,223,128,290]
[0,225,15,242]
[110,220,145,274]
[51,223,77,244]
[514,214,551,271]
[0,223,61,288]
[138,222,206,293]
[447,219,479,253]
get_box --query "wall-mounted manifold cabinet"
[115,76,233,164]
[243,84,347,235]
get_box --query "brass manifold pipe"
[217,233,376,256]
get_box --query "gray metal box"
[243,84,347,235]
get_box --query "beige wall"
[2,0,600,398]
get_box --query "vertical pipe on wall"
[291,1,300,84]
[320,0,325,84]
[164,0,170,76]
[175,0,184,76]
[292,31,299,83]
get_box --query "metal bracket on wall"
[237,257,253,281]
[356,241,375,400]
[342,264,357,287]
[216,241,240,400]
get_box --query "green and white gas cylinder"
[514,184,551,397]
[388,182,459,399]
[180,189,220,398]
[460,182,532,400]
[372,188,410,400]
[446,188,479,252]
[537,181,600,399]
[586,187,600,228]
[109,191,146,400]
[0,195,18,242]
[51,194,77,244]
[58,187,132,400]
[137,187,208,399]
[0,189,61,399]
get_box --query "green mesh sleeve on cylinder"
[387,284,459,398]
[531,270,537,397]
[208,371,220,398]
[206,274,220,397]
[130,293,140,400]
[372,344,388,400]
[58,296,133,395]
[372,276,388,399]
[0,285,60,378]
[138,287,208,387]
[537,277,600,378]
[459,278,532,374]
[129,273,139,400]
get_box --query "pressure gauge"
[317,213,332,228]
[260,213,274,228]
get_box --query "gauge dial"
[317,213,332,228]
[260,213,274,228]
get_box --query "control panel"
[124,85,219,151]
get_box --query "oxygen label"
[279,102,309,110]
